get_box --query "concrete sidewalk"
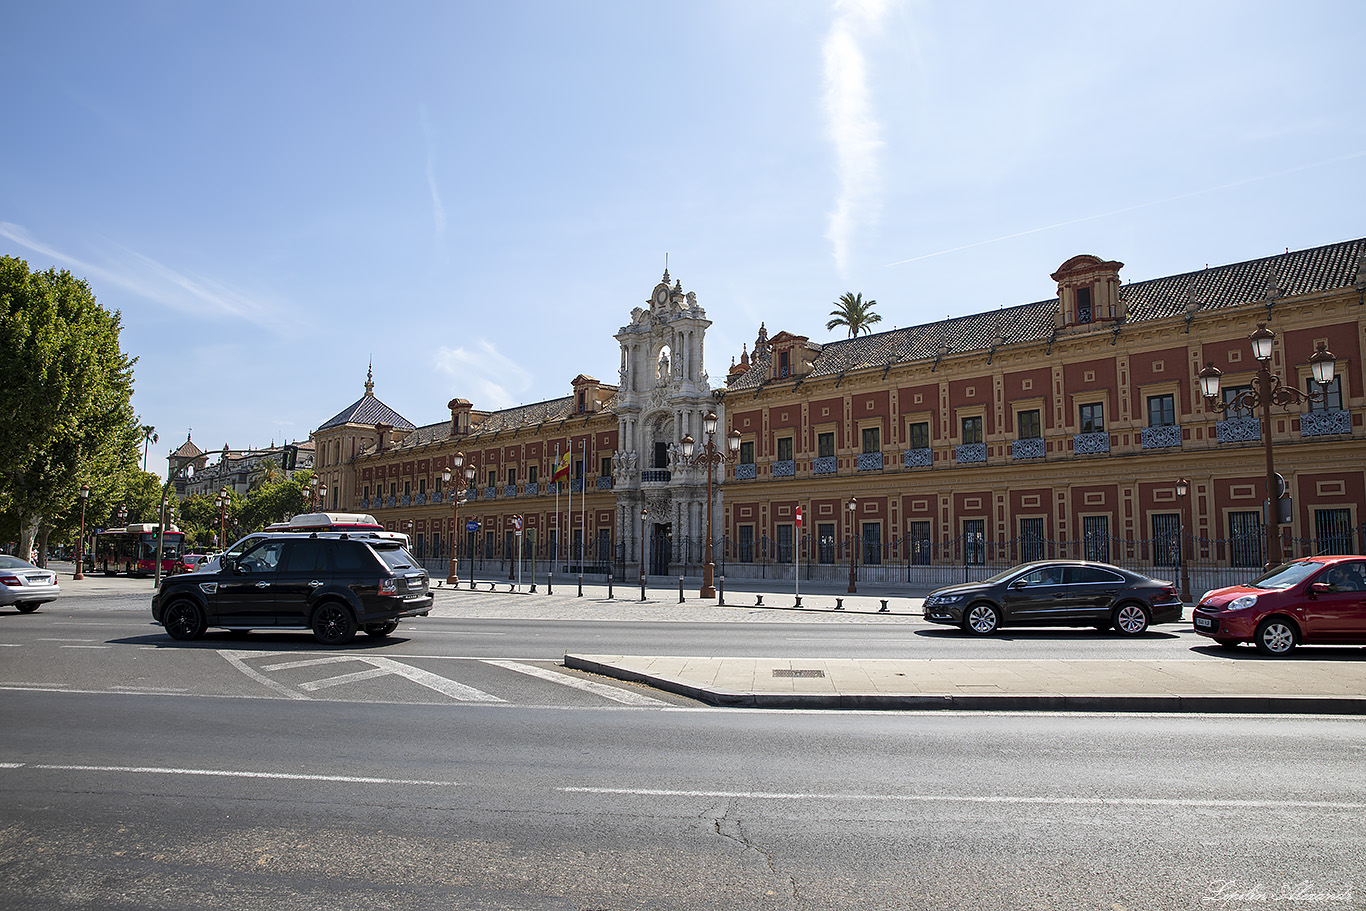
[565,654,1366,714]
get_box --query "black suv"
[152,532,433,645]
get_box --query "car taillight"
[380,578,397,595]
[1151,587,1177,603]
[0,575,21,587]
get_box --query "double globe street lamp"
[441,452,475,585]
[215,487,231,552]
[1197,322,1336,570]
[680,412,742,599]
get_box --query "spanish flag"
[551,451,571,483]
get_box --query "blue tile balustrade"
[1301,410,1351,437]
[597,476,614,489]
[399,495,410,507]
[813,456,837,475]
[525,482,538,496]
[571,478,584,493]
[359,498,370,509]
[955,443,987,463]
[1141,425,1181,449]
[503,485,517,498]
[1073,432,1111,455]
[903,448,932,468]
[856,452,884,471]
[1011,438,1045,460]
[483,487,497,499]
[432,491,443,504]
[641,470,671,483]
[734,463,757,480]
[773,460,795,477]
[1216,417,1261,444]
[386,496,396,508]
[416,493,426,505]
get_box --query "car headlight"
[1228,594,1258,611]
[927,594,963,606]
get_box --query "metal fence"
[412,524,1366,594]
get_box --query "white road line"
[221,650,310,700]
[481,659,670,706]
[19,764,458,786]
[0,643,23,647]
[359,657,504,702]
[300,667,394,691]
[262,657,358,671]
[36,638,95,642]
[557,787,1366,811]
[60,645,111,649]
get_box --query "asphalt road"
[2,592,1363,909]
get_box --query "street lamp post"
[74,484,90,580]
[442,452,466,585]
[639,506,648,601]
[679,413,742,599]
[1175,478,1191,604]
[847,498,858,593]
[308,477,318,511]
[216,487,230,552]
[1198,323,1335,570]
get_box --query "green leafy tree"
[825,292,882,338]
[0,257,139,560]
[237,475,307,533]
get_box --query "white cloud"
[0,221,294,331]
[822,0,890,275]
[419,104,447,250]
[433,339,534,411]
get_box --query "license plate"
[1194,616,1212,629]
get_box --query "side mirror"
[1309,582,1331,596]
[1010,579,1028,589]
[221,556,238,574]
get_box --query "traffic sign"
[795,506,803,528]
[465,520,480,532]
[513,515,523,534]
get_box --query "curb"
[563,655,1366,715]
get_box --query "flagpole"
[795,505,801,603]
[578,437,586,597]
[551,443,560,595]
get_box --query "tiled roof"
[358,391,621,459]
[318,393,417,431]
[727,236,1366,392]
[171,435,203,458]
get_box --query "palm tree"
[826,292,882,338]
[140,425,158,472]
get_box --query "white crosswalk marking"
[481,659,670,706]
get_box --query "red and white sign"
[795,506,803,528]
[513,515,523,532]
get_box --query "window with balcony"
[961,416,983,444]
[777,437,793,461]
[1302,376,1349,436]
[1143,394,1180,448]
[487,470,496,488]
[1080,403,1104,434]
[1076,286,1093,324]
[904,421,932,467]
[958,415,986,463]
[528,465,538,485]
[774,437,795,477]
[739,440,754,464]
[1012,410,1044,460]
[507,468,516,486]
[818,432,835,458]
[861,427,880,453]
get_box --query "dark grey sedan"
[922,561,1183,636]
[0,555,61,612]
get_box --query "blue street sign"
[465,520,480,532]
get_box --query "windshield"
[0,555,34,569]
[1250,560,1327,590]
[374,545,419,571]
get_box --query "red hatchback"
[1192,556,1366,656]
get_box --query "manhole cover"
[772,669,826,678]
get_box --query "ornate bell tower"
[613,271,721,575]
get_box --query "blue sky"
[3,0,1364,476]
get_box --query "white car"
[0,555,61,612]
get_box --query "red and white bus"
[93,523,186,576]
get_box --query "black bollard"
[879,599,889,612]
[835,598,844,610]
[678,576,684,603]
[718,576,725,606]
[607,569,613,600]
[755,594,764,606]
[577,573,583,597]
[795,595,802,608]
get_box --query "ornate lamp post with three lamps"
[441,453,474,586]
[1197,322,1335,570]
[679,412,742,599]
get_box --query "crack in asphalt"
[707,804,803,906]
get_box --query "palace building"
[311,236,1366,589]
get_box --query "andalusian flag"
[551,451,571,483]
